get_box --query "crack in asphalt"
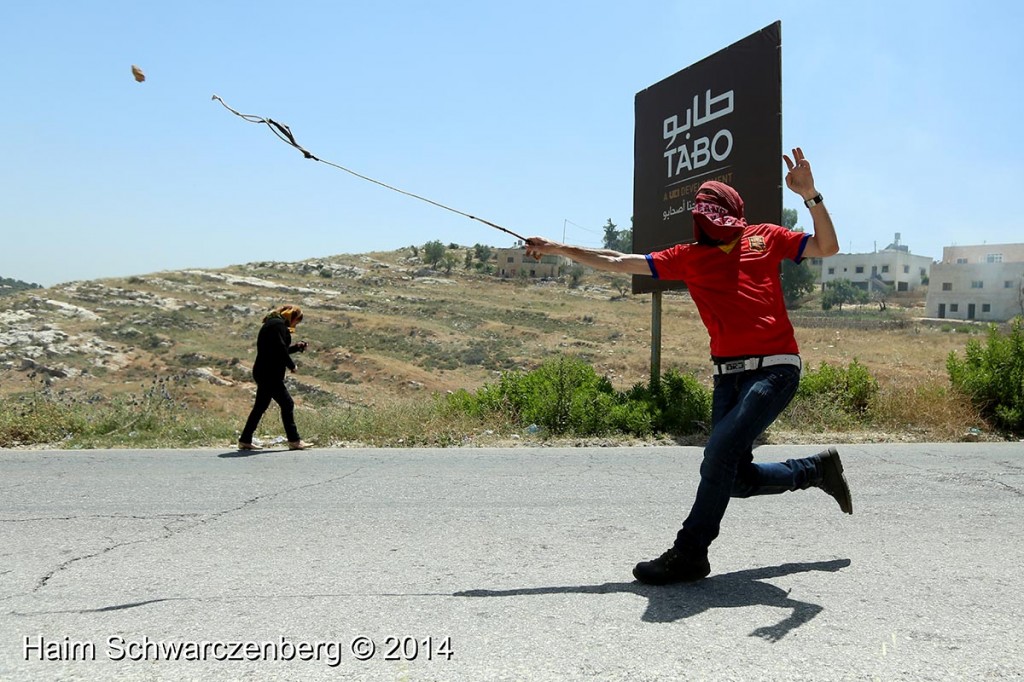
[871,450,1024,496]
[993,479,1024,497]
[10,592,455,616]
[17,467,365,595]
[0,514,201,523]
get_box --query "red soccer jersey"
[645,224,810,358]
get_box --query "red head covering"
[692,181,747,244]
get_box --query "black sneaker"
[632,547,711,585]
[817,447,853,514]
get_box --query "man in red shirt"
[525,148,852,584]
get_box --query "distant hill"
[0,276,42,296]
[0,247,683,423]
[0,246,969,442]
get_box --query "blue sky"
[2,1,1022,287]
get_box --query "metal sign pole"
[650,291,662,388]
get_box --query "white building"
[925,243,1024,321]
[811,233,932,293]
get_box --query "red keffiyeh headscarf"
[692,181,747,245]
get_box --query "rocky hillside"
[0,248,707,423]
[1,246,989,444]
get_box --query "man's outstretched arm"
[525,237,652,275]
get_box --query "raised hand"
[783,147,816,199]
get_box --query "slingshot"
[212,95,528,242]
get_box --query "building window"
[810,258,822,266]
[987,253,1003,263]
[855,266,864,274]
[950,304,959,312]
[956,257,968,264]
[827,267,835,275]
[982,304,991,313]
[903,265,910,273]
[881,265,890,273]
[1007,281,1016,288]
[971,281,984,289]
[507,256,515,263]
[942,282,952,291]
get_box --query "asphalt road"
[1,444,1022,681]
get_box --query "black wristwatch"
[804,193,824,208]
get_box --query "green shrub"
[784,359,879,429]
[797,359,878,414]
[947,318,1024,434]
[0,383,236,448]
[0,393,84,446]
[486,355,617,435]
[444,356,711,438]
[620,369,712,436]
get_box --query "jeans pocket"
[765,364,801,401]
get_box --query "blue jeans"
[675,363,820,553]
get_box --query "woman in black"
[238,305,310,450]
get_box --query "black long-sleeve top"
[251,317,303,383]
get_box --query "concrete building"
[811,233,932,293]
[495,244,570,279]
[925,243,1024,321]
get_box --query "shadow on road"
[454,558,851,641]
[217,449,290,458]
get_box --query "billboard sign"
[632,22,782,293]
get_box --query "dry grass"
[0,247,1007,446]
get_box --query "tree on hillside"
[618,222,633,253]
[611,277,630,299]
[780,207,817,307]
[870,284,894,312]
[473,243,493,264]
[568,264,586,288]
[423,240,446,268]
[782,208,798,230]
[602,219,619,250]
[0,277,42,296]
[441,253,459,275]
[821,279,867,311]
[601,219,632,253]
